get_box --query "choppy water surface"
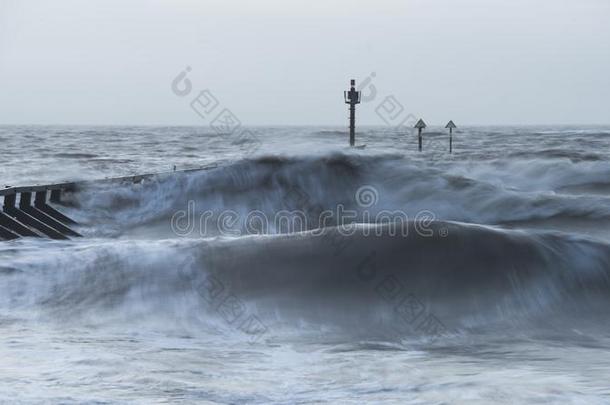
[1,125,610,404]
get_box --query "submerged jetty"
[0,166,215,241]
[0,183,79,240]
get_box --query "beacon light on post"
[344,79,361,147]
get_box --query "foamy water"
[1,125,610,404]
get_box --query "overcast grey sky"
[0,0,608,126]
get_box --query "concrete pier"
[3,191,69,240]
[0,164,219,241]
[0,210,40,237]
[35,190,77,225]
[19,192,81,237]
[0,182,81,240]
[0,224,20,240]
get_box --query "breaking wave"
[2,151,609,341]
[1,221,610,341]
[62,153,610,239]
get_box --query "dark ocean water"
[1,125,610,404]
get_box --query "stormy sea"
[1,125,610,404]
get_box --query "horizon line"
[1,123,609,128]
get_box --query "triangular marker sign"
[445,120,457,129]
[414,119,427,129]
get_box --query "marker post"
[445,120,457,153]
[414,119,427,152]
[344,79,362,147]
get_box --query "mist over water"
[1,125,610,403]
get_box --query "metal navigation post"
[344,79,361,147]
[445,120,457,153]
[414,119,427,152]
